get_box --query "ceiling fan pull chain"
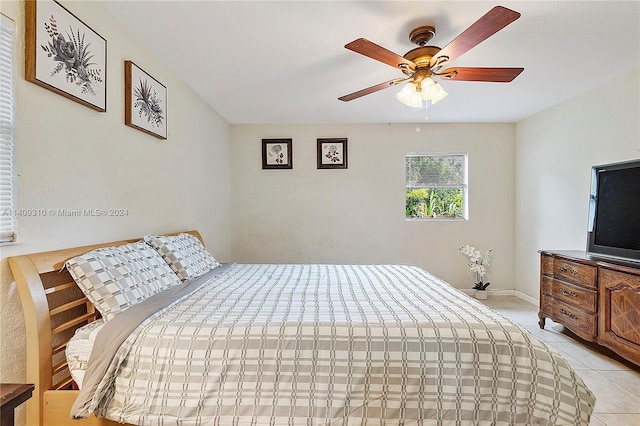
[424,99,432,120]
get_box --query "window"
[0,14,16,243]
[405,153,468,220]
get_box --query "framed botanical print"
[262,139,292,169]
[125,60,167,139]
[25,0,107,112]
[317,138,348,169]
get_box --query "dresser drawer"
[552,279,597,313]
[553,300,597,340]
[554,259,596,289]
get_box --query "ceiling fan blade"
[345,38,416,70]
[338,79,406,102]
[430,6,521,68]
[440,67,524,82]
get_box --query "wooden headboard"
[7,230,204,426]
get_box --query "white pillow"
[144,233,220,281]
[65,242,181,321]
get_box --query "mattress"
[70,263,595,425]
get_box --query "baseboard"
[459,288,539,306]
[459,288,516,297]
[514,290,538,305]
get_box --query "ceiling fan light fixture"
[396,79,448,108]
[420,77,448,104]
[396,82,423,108]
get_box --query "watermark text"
[1,208,129,217]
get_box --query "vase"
[475,290,488,300]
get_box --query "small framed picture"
[125,60,167,139]
[317,138,348,169]
[262,139,293,169]
[25,0,107,112]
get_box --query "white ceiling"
[99,1,639,124]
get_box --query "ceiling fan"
[338,6,524,109]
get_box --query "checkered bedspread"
[72,264,595,425]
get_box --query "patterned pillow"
[65,242,181,321]
[144,233,220,281]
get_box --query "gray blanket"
[72,264,595,425]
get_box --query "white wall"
[0,0,232,409]
[514,67,640,299]
[231,123,516,291]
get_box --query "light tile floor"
[480,296,640,426]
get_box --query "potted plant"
[458,245,492,299]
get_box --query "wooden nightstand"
[0,384,34,426]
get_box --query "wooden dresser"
[539,250,640,366]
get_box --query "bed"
[8,230,595,425]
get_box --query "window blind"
[406,153,466,188]
[0,14,16,243]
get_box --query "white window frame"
[0,13,17,244]
[405,152,468,221]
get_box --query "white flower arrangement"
[458,245,493,290]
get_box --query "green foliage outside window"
[405,154,466,219]
[405,188,463,218]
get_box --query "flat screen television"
[587,159,640,263]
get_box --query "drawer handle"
[559,267,567,272]
[559,288,577,297]
[559,308,578,320]
[570,268,578,276]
